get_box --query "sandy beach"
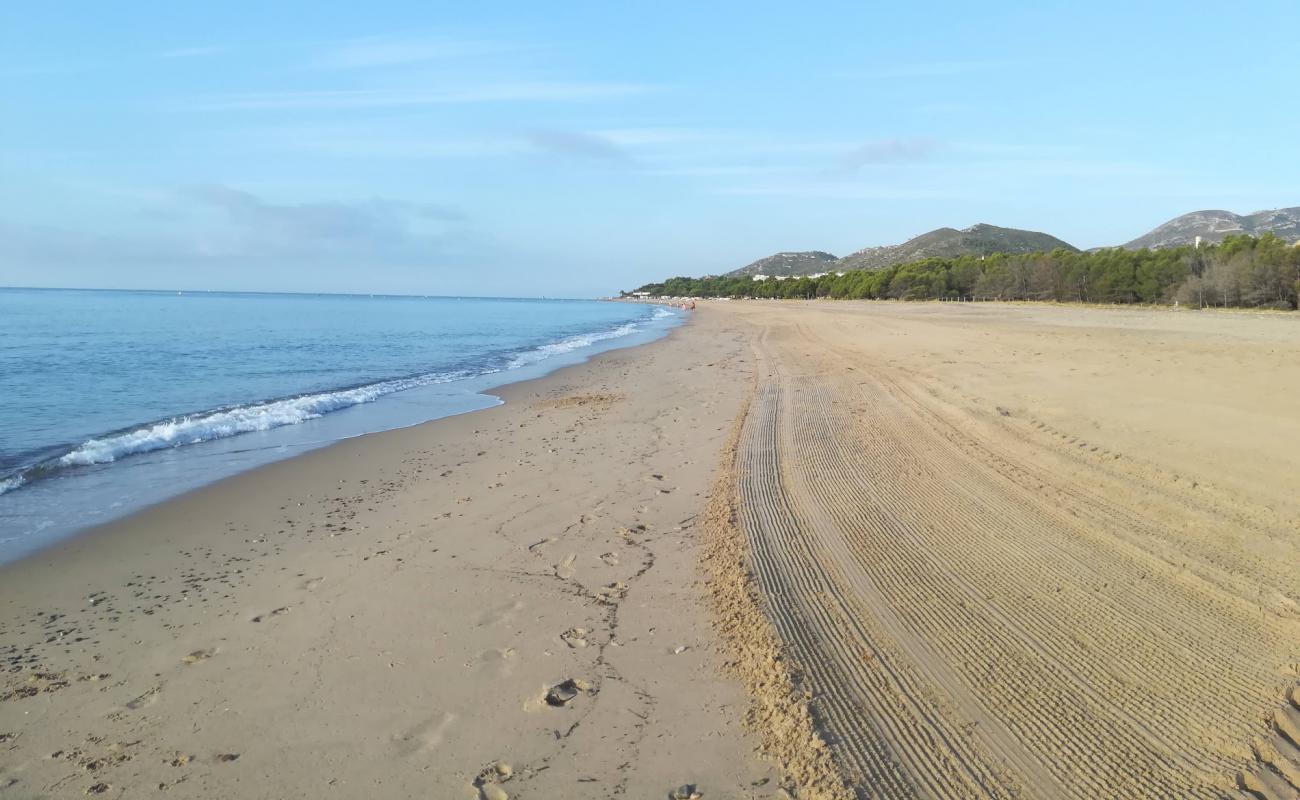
[713,301,1300,799]
[4,302,1300,799]
[0,311,775,799]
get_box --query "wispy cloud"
[644,164,801,178]
[2,182,471,284]
[589,128,705,147]
[248,126,523,159]
[315,35,514,69]
[182,184,463,250]
[238,124,705,163]
[189,82,655,110]
[711,182,961,200]
[839,137,939,169]
[525,130,629,161]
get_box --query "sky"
[2,1,1298,297]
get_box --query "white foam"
[55,370,462,468]
[507,322,640,369]
[0,314,664,496]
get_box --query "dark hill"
[836,224,1078,271]
[724,250,839,278]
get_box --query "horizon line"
[0,285,609,302]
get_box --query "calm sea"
[0,289,680,562]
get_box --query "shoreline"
[1,318,685,576]
[0,308,782,799]
[0,303,681,567]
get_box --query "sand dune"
[707,301,1300,798]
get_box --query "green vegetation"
[627,234,1300,310]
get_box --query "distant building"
[751,274,769,282]
[632,291,651,297]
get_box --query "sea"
[0,288,681,564]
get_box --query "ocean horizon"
[0,287,681,562]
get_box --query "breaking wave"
[507,322,640,369]
[0,311,666,498]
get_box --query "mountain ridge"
[835,223,1078,272]
[1122,207,1300,249]
[718,207,1299,280]
[725,224,1078,278]
[724,250,839,278]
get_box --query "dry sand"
[707,300,1300,799]
[3,301,1300,799]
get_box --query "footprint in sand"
[560,628,589,649]
[300,576,324,591]
[473,761,514,800]
[392,712,457,756]
[596,582,627,603]
[468,648,517,676]
[478,601,525,627]
[180,649,215,665]
[124,685,161,710]
[554,554,577,580]
[599,552,619,566]
[250,607,290,623]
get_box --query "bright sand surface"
[714,301,1300,800]
[3,301,1300,799]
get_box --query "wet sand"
[4,301,1300,799]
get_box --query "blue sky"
[2,1,1297,296]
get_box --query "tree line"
[627,234,1300,309]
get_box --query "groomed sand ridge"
[708,301,1300,799]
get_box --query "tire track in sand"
[727,316,1300,799]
